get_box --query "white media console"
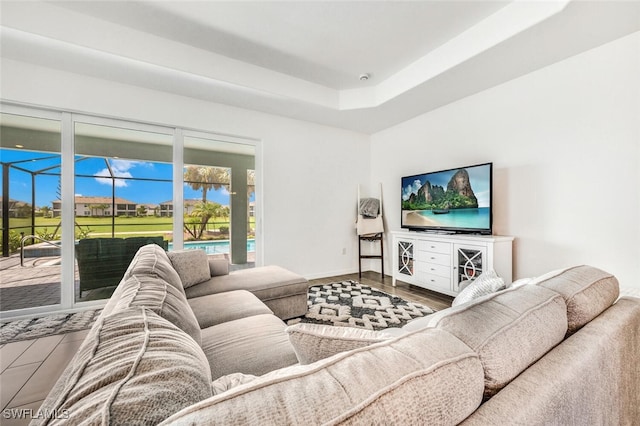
[391,230,514,297]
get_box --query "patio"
[0,250,255,313]
[0,254,65,311]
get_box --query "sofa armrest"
[208,258,229,277]
[461,297,640,425]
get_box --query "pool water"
[169,239,255,255]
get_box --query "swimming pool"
[169,239,255,255]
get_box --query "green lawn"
[4,216,255,254]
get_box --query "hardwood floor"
[0,329,89,425]
[310,271,454,311]
[0,272,451,424]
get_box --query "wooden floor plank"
[0,399,44,426]
[60,329,90,344]
[1,363,40,410]
[0,340,35,373]
[8,339,84,409]
[8,335,65,368]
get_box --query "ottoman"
[185,265,310,320]
[200,314,299,380]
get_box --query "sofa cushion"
[285,322,407,364]
[426,285,568,398]
[33,307,212,426]
[188,290,273,329]
[161,327,485,426]
[111,274,202,345]
[452,270,505,307]
[200,314,299,380]
[123,243,184,293]
[208,258,229,277]
[185,265,308,302]
[534,265,619,334]
[167,249,211,288]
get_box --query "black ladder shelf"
[358,232,384,279]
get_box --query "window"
[184,134,256,266]
[0,112,62,312]
[1,105,259,319]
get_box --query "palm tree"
[40,205,52,218]
[184,201,222,240]
[183,166,230,203]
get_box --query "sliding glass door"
[73,119,173,302]
[184,133,256,269]
[0,111,63,313]
[0,104,260,319]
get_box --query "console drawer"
[417,240,450,255]
[417,262,451,278]
[417,272,451,292]
[420,251,451,267]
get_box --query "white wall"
[0,59,370,279]
[371,32,640,294]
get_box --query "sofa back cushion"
[33,307,212,426]
[104,244,201,344]
[161,327,485,425]
[426,285,568,398]
[123,244,184,292]
[167,249,211,288]
[534,265,619,334]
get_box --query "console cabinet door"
[396,240,415,282]
[454,244,487,292]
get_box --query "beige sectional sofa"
[35,245,640,425]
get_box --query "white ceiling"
[1,1,639,134]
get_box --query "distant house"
[52,196,137,217]
[137,203,159,216]
[158,199,201,217]
[0,197,31,218]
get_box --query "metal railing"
[20,234,61,267]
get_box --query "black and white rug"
[0,309,102,344]
[288,280,435,330]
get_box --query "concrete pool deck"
[0,251,255,314]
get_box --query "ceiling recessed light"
[359,73,370,81]
[15,144,24,148]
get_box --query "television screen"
[401,162,492,234]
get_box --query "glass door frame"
[1,102,262,320]
[1,103,65,320]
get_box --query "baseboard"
[303,268,391,281]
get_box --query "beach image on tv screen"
[402,164,491,230]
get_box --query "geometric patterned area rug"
[0,309,102,344]
[287,280,435,330]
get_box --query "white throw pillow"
[211,372,258,396]
[167,249,211,288]
[285,323,406,364]
[452,270,505,307]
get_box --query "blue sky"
[401,164,491,207]
[1,149,250,207]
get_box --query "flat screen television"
[401,162,492,235]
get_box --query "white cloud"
[93,159,149,187]
[94,168,131,187]
[402,179,423,201]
